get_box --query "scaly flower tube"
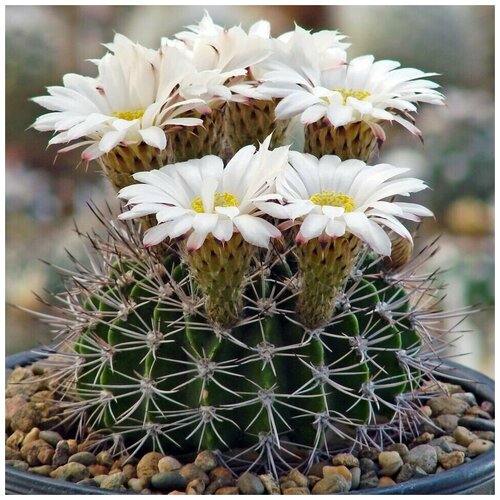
[255,152,433,328]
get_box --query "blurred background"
[5,5,494,376]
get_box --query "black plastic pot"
[6,348,495,495]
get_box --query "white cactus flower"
[32,34,205,161]
[255,152,433,256]
[258,52,444,137]
[118,136,287,250]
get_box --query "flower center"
[112,109,145,121]
[333,88,371,104]
[310,191,356,212]
[191,192,239,213]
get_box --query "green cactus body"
[70,241,424,457]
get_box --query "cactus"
[35,204,465,474]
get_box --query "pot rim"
[5,348,495,495]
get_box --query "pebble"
[194,450,217,472]
[396,463,427,483]
[21,439,54,466]
[10,404,40,433]
[179,463,209,484]
[99,472,128,490]
[39,430,63,447]
[5,396,29,429]
[359,447,379,460]
[68,451,97,466]
[259,472,280,494]
[93,474,108,486]
[350,467,361,490]
[434,414,459,434]
[237,472,265,494]
[151,472,187,492]
[52,440,70,468]
[467,439,494,456]
[308,461,329,477]
[458,417,495,432]
[6,446,22,461]
[51,462,90,483]
[378,476,396,487]
[405,444,437,474]
[280,480,297,489]
[88,464,110,477]
[6,459,29,471]
[23,427,40,446]
[323,465,352,485]
[378,451,403,476]
[96,450,114,468]
[467,406,492,420]
[209,466,233,483]
[137,451,163,481]
[128,477,147,493]
[480,400,494,415]
[332,452,359,467]
[475,431,495,441]
[122,463,136,480]
[359,470,379,489]
[411,432,434,445]
[429,396,470,417]
[215,486,239,494]
[186,478,206,495]
[452,392,477,406]
[159,456,183,473]
[282,487,309,494]
[421,405,432,417]
[308,476,321,488]
[453,426,478,446]
[311,474,350,494]
[77,479,98,487]
[359,458,378,473]
[6,430,26,449]
[286,469,307,487]
[439,451,465,470]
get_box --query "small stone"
[6,446,22,460]
[378,451,403,476]
[453,426,478,446]
[480,400,494,415]
[6,460,29,471]
[359,447,379,460]
[66,439,78,455]
[39,430,63,447]
[288,469,309,487]
[51,462,90,482]
[22,427,40,446]
[129,477,147,493]
[280,480,297,489]
[359,458,378,473]
[439,451,465,470]
[151,472,188,492]
[467,439,494,456]
[436,466,446,474]
[28,465,53,476]
[237,472,265,494]
[308,476,321,488]
[68,451,97,466]
[452,392,477,406]
[141,488,152,494]
[332,452,359,468]
[447,442,468,453]
[359,470,379,490]
[438,440,453,453]
[88,464,110,477]
[179,463,209,484]
[93,475,108,486]
[209,466,233,483]
[475,431,495,441]
[159,456,183,473]
[77,479,98,487]
[216,486,239,494]
[122,463,136,479]
[411,432,434,445]
[323,465,352,485]
[405,444,437,474]
[52,440,70,468]
[378,476,396,487]
[21,439,53,466]
[259,472,280,494]
[137,451,164,481]
[6,430,26,449]
[350,467,361,490]
[282,487,310,494]
[395,463,416,483]
[466,406,492,420]
[435,414,459,434]
[100,472,128,490]
[458,417,495,432]
[5,396,29,429]
[312,474,350,494]
[194,450,217,472]
[96,450,114,468]
[186,478,206,495]
[429,396,470,417]
[10,404,40,432]
[308,461,329,477]
[421,405,432,417]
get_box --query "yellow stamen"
[310,191,356,212]
[333,88,371,105]
[191,192,239,213]
[112,109,145,121]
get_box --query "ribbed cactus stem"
[384,236,414,270]
[169,105,225,162]
[224,99,290,153]
[295,235,362,328]
[98,142,173,191]
[186,234,254,327]
[304,120,380,162]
